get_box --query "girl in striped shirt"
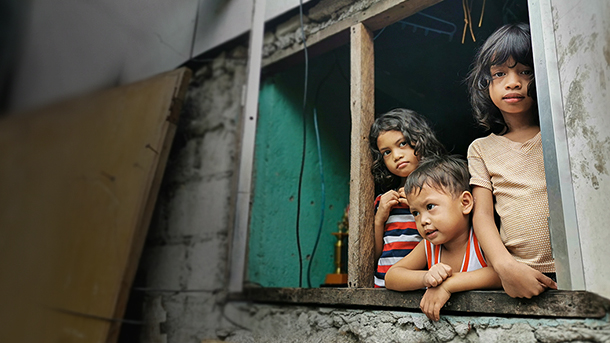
[368,108,445,287]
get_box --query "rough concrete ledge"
[230,288,610,319]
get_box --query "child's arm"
[374,189,408,260]
[420,266,501,321]
[471,186,557,298]
[385,242,452,291]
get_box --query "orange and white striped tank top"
[425,227,487,272]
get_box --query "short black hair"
[369,108,446,192]
[466,22,538,134]
[404,155,470,199]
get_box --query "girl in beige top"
[465,23,557,298]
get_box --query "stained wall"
[551,0,610,298]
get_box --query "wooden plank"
[348,23,375,288]
[236,288,610,319]
[262,0,442,69]
[0,67,191,343]
[107,68,191,342]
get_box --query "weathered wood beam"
[234,288,610,319]
[262,0,443,69]
[348,22,375,288]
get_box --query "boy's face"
[488,56,535,119]
[377,130,419,178]
[406,184,472,246]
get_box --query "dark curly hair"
[369,108,446,192]
[466,22,538,134]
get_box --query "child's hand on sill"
[496,259,557,298]
[420,284,451,321]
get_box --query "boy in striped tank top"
[368,109,446,288]
[385,155,501,321]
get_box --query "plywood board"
[0,67,191,342]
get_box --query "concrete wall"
[550,0,610,298]
[138,46,248,342]
[214,304,610,342]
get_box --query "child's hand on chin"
[420,285,451,321]
[423,263,453,288]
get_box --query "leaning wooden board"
[0,67,191,342]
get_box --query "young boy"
[385,155,501,321]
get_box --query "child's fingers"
[439,263,453,277]
[435,269,448,280]
[538,274,557,290]
[424,277,431,288]
[433,306,441,321]
[434,264,452,281]
[429,264,452,282]
[397,187,406,198]
[434,273,445,284]
[425,274,439,287]
[433,273,444,286]
[420,299,431,320]
[421,301,439,322]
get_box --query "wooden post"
[348,22,376,288]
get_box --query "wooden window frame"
[228,0,603,319]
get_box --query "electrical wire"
[295,0,309,288]
[307,107,325,288]
[373,27,387,41]
[305,56,339,288]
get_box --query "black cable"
[306,59,337,288]
[295,0,309,288]
[306,107,324,288]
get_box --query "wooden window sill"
[229,287,610,319]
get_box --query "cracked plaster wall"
[221,304,610,343]
[135,0,610,341]
[551,0,610,297]
[138,45,249,342]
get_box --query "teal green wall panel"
[249,51,351,288]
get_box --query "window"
[227,0,600,318]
